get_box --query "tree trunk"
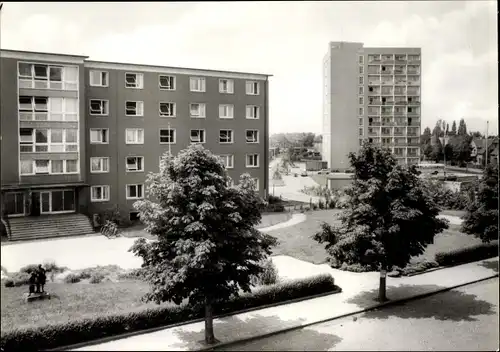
[378,265,388,302]
[204,299,216,345]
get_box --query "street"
[214,277,499,351]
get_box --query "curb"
[54,286,342,351]
[196,274,499,351]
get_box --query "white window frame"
[359,107,364,116]
[125,128,144,144]
[17,62,79,90]
[90,157,110,173]
[89,70,109,87]
[22,159,79,175]
[219,154,234,169]
[20,160,34,175]
[219,130,234,144]
[126,156,144,172]
[19,96,78,122]
[219,104,234,119]
[126,184,144,200]
[34,160,49,174]
[245,130,259,144]
[19,128,78,153]
[190,77,206,92]
[359,76,364,85]
[359,96,364,105]
[358,55,364,64]
[65,160,79,174]
[190,103,206,118]
[246,81,260,95]
[246,105,260,119]
[159,102,176,118]
[219,79,234,94]
[125,72,144,89]
[246,154,260,168]
[91,185,110,202]
[158,75,176,90]
[190,129,206,144]
[89,99,109,116]
[90,128,109,144]
[125,101,144,117]
[159,128,176,144]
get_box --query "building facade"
[323,41,421,170]
[1,49,270,223]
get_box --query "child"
[28,271,37,296]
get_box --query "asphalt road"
[214,277,499,351]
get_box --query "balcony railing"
[368,91,381,95]
[369,100,382,105]
[381,110,393,115]
[368,132,380,136]
[367,70,381,75]
[368,80,381,85]
[381,81,394,85]
[18,79,78,91]
[381,71,394,75]
[19,112,49,121]
[369,122,381,127]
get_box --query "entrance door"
[3,192,25,216]
[40,192,51,214]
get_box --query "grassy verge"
[0,274,339,351]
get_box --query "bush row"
[435,241,499,266]
[0,274,338,351]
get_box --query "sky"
[0,1,498,135]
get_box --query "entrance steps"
[7,214,95,242]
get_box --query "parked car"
[294,173,298,177]
[318,169,330,174]
[301,171,308,177]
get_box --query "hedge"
[0,274,338,351]
[435,240,499,266]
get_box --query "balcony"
[394,120,407,126]
[381,80,394,85]
[368,90,381,95]
[380,70,394,75]
[381,55,394,63]
[407,56,421,63]
[381,110,393,116]
[368,122,381,127]
[407,132,419,137]
[395,55,407,63]
[368,132,380,137]
[369,100,382,105]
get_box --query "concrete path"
[437,214,464,225]
[70,257,499,351]
[0,214,308,273]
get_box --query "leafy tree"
[433,120,444,138]
[451,135,473,166]
[423,143,433,161]
[443,143,454,165]
[301,132,316,148]
[450,120,457,135]
[431,140,444,162]
[314,143,448,301]
[421,127,432,145]
[470,131,483,138]
[130,145,277,344]
[457,118,468,136]
[461,163,499,242]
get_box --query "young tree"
[461,163,499,242]
[423,143,434,161]
[450,120,457,135]
[130,145,277,344]
[431,140,444,162]
[451,135,473,167]
[314,143,448,302]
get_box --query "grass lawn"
[310,174,328,187]
[267,209,481,266]
[0,279,165,333]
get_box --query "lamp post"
[485,120,489,168]
[443,128,447,180]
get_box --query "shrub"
[64,273,81,284]
[328,200,336,209]
[3,272,31,287]
[401,261,439,276]
[251,259,279,286]
[318,200,325,210]
[267,195,281,205]
[101,220,120,238]
[338,262,372,272]
[118,268,148,281]
[42,260,66,273]
[19,264,39,274]
[263,203,285,213]
[89,273,105,284]
[0,274,338,351]
[435,241,499,266]
[312,204,318,210]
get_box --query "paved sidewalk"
[71,257,499,351]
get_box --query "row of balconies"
[367,90,420,96]
[367,68,421,75]
[368,99,420,106]
[368,121,420,127]
[367,80,420,86]
[367,55,421,64]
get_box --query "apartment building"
[323,41,421,170]
[0,49,270,226]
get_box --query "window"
[90,129,109,144]
[190,77,206,92]
[125,73,144,89]
[219,155,234,169]
[19,128,34,152]
[219,79,234,94]
[246,105,260,119]
[125,128,144,144]
[18,63,78,90]
[51,160,64,174]
[359,128,364,136]
[35,129,48,152]
[159,75,175,90]
[359,96,364,105]
[90,157,110,173]
[89,70,109,87]
[246,130,259,143]
[219,104,234,119]
[49,97,77,121]
[157,102,176,118]
[91,186,110,202]
[159,128,176,144]
[66,160,78,173]
[126,156,144,172]
[358,55,364,64]
[125,101,144,116]
[358,86,364,95]
[190,129,206,144]
[359,66,364,74]
[20,160,33,175]
[126,184,144,200]
[35,160,49,174]
[18,96,49,121]
[253,178,260,191]
[359,76,364,85]
[89,99,109,116]
[246,154,259,168]
[190,103,206,118]
[219,130,234,144]
[246,81,259,95]
[359,117,364,126]
[359,107,364,116]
